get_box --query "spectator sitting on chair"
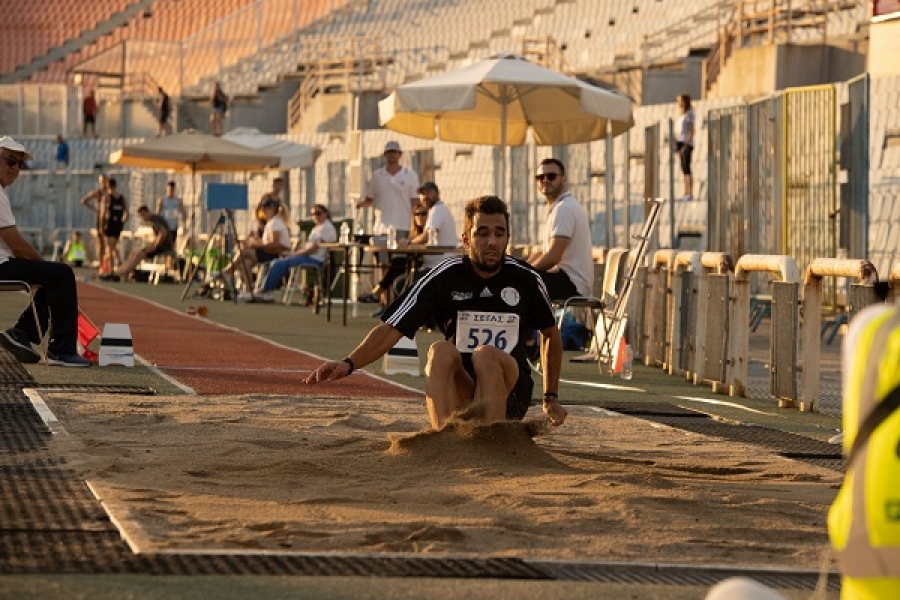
[251,203,337,303]
[227,198,289,298]
[0,136,91,367]
[528,158,594,301]
[110,206,172,281]
[405,181,458,275]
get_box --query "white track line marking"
[23,388,65,435]
[673,395,781,416]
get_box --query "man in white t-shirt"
[356,141,420,310]
[0,136,90,367]
[407,181,458,271]
[528,158,594,301]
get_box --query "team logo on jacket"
[452,291,473,301]
[501,287,520,306]
[480,287,493,298]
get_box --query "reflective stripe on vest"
[829,303,900,579]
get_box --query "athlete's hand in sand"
[304,360,350,384]
[542,400,567,426]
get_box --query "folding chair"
[593,198,665,366]
[563,248,629,362]
[0,280,46,363]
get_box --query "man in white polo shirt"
[356,141,420,309]
[528,158,594,301]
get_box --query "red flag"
[77,311,100,360]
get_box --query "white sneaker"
[236,291,254,303]
[254,292,275,303]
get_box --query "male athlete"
[304,195,567,430]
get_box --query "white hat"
[384,141,401,153]
[0,136,33,161]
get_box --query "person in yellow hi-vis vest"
[828,300,900,599]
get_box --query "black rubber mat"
[644,417,843,460]
[31,384,157,395]
[0,351,35,388]
[531,561,839,591]
[590,400,708,417]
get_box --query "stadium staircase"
[0,0,158,85]
[702,0,868,96]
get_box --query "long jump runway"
[76,283,420,398]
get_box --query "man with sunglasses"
[0,137,90,367]
[529,158,593,301]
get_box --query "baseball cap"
[0,136,33,161]
[417,181,439,194]
[384,141,401,153]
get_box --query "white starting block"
[383,336,420,376]
[98,323,134,367]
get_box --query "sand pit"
[44,392,842,567]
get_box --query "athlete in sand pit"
[304,195,568,430]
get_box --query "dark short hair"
[538,157,565,175]
[108,177,117,188]
[137,205,150,213]
[260,198,280,209]
[167,180,175,187]
[677,93,692,108]
[312,203,330,219]
[464,195,509,233]
[273,177,284,184]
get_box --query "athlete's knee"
[426,341,460,372]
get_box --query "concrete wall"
[710,43,866,99]
[642,58,703,106]
[869,18,900,75]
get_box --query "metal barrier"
[725,254,801,399]
[644,250,678,368]
[800,258,878,412]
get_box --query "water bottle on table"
[339,221,350,244]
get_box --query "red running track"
[77,283,421,398]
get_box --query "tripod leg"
[180,214,225,301]
[225,210,255,303]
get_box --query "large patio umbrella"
[222,127,320,170]
[109,130,280,252]
[378,53,634,196]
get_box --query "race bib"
[455,311,519,354]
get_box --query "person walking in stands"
[156,181,185,248]
[675,93,695,202]
[83,90,98,138]
[304,195,567,431]
[55,134,69,171]
[112,206,173,280]
[355,141,420,313]
[62,230,87,267]
[252,203,337,303]
[157,86,173,137]
[80,173,109,270]
[98,178,128,281]
[0,137,90,367]
[528,158,594,301]
[210,82,228,136]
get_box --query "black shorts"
[676,142,693,176]
[102,225,123,239]
[255,249,280,263]
[461,354,534,420]
[146,245,172,259]
[84,115,96,125]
